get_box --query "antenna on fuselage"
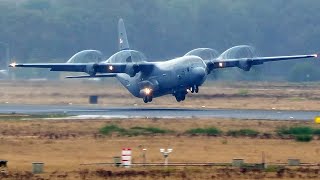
[118,18,130,51]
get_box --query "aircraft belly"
[151,65,191,96]
[151,71,176,97]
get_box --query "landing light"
[109,65,114,71]
[144,88,152,95]
[314,54,318,58]
[218,62,223,67]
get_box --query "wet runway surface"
[0,104,319,120]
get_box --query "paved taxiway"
[0,104,319,120]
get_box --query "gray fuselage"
[116,55,207,98]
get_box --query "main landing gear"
[174,90,187,102]
[143,95,153,103]
[189,85,199,93]
[174,85,199,102]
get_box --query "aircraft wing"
[9,62,126,72]
[9,62,155,77]
[207,54,317,71]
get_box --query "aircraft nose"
[191,67,206,83]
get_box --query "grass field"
[0,116,319,179]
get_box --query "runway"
[0,104,319,120]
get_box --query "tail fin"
[118,18,130,51]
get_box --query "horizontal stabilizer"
[65,74,117,79]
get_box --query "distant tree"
[287,62,320,82]
[22,0,51,10]
[0,0,318,80]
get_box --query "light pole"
[138,145,147,166]
[160,148,173,167]
[142,148,147,166]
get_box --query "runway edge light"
[314,116,320,124]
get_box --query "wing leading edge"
[10,62,126,72]
[206,54,317,72]
[9,62,155,78]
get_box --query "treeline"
[0,0,319,81]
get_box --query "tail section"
[118,18,130,51]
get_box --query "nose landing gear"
[190,85,199,93]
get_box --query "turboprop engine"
[237,59,253,71]
[219,45,260,71]
[85,63,98,76]
[125,64,140,77]
[67,50,103,64]
[139,79,159,97]
[66,50,104,76]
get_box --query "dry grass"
[1,80,320,110]
[0,117,319,179]
[1,80,320,179]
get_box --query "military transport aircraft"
[9,19,318,103]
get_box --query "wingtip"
[9,62,17,67]
[314,54,318,58]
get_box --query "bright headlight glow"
[10,62,17,67]
[144,88,152,95]
[109,65,114,71]
[314,54,318,58]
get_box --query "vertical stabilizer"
[118,18,130,51]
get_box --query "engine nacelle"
[237,59,253,71]
[85,63,98,76]
[125,64,140,77]
[139,80,159,96]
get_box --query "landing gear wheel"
[190,86,195,93]
[175,96,182,102]
[181,95,186,101]
[143,96,148,103]
[175,93,186,102]
[195,85,199,93]
[143,96,153,103]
